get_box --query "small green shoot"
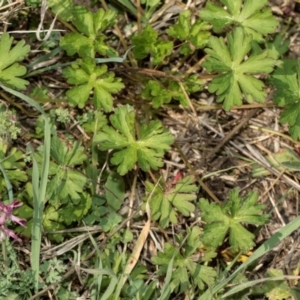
[141,75,203,108]
[167,10,211,55]
[0,104,21,141]
[132,25,173,64]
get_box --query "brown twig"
[206,108,260,162]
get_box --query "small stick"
[206,108,260,162]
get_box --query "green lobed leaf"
[271,59,300,140]
[51,136,87,165]
[199,2,231,32]
[189,20,211,49]
[42,206,65,242]
[0,140,28,192]
[101,212,122,232]
[167,10,211,55]
[264,269,292,299]
[152,40,173,64]
[132,25,173,64]
[141,80,172,108]
[60,6,117,58]
[93,8,116,33]
[60,33,94,58]
[202,27,276,110]
[266,34,290,60]
[132,25,157,59]
[143,176,196,228]
[0,33,30,90]
[81,110,107,132]
[82,195,106,225]
[59,192,92,224]
[200,0,278,41]
[72,5,94,36]
[48,0,73,21]
[105,172,125,211]
[142,75,203,108]
[167,10,191,40]
[96,105,174,175]
[15,182,91,241]
[199,188,269,252]
[46,136,87,202]
[63,58,124,110]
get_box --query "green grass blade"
[87,229,103,300]
[0,85,51,293]
[222,276,298,298]
[158,255,174,300]
[100,276,118,300]
[114,0,137,15]
[26,46,63,70]
[0,163,13,203]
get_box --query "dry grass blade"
[120,200,151,288]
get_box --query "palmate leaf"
[144,176,197,228]
[0,33,30,90]
[15,183,92,241]
[45,136,87,204]
[199,188,269,253]
[62,57,124,111]
[48,0,73,21]
[60,5,117,58]
[202,27,276,110]
[167,10,211,55]
[58,192,92,225]
[95,105,174,175]
[0,140,27,193]
[200,0,278,41]
[271,59,300,140]
[141,75,203,108]
[132,25,173,64]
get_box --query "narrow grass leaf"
[0,164,13,203]
[222,276,299,298]
[100,276,118,300]
[0,85,51,292]
[86,226,104,299]
[158,255,174,300]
